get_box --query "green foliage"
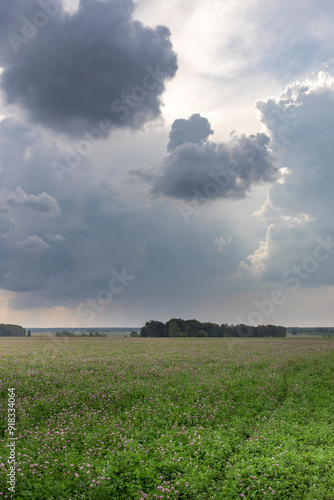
[140,318,287,338]
[142,320,167,338]
[94,331,106,337]
[55,330,106,338]
[0,323,26,336]
[286,327,333,337]
[196,329,208,337]
[55,330,76,337]
[168,319,186,337]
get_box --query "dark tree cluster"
[0,324,26,337]
[55,330,106,337]
[140,319,286,338]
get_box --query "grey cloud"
[0,114,247,313]
[0,118,149,297]
[131,114,279,201]
[243,71,334,287]
[45,234,66,243]
[0,0,177,135]
[1,188,61,217]
[16,235,50,254]
[167,113,214,152]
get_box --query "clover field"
[1,337,334,499]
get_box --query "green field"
[1,337,334,499]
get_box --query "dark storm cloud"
[130,114,279,201]
[0,115,245,316]
[0,0,177,135]
[167,113,214,152]
[0,117,151,299]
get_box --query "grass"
[1,337,334,499]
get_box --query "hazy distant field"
[30,331,129,338]
[1,337,334,499]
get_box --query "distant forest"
[55,330,107,337]
[288,327,334,336]
[140,319,287,338]
[0,324,26,337]
[28,327,141,333]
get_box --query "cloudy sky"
[1,0,334,328]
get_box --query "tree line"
[140,319,286,338]
[289,327,333,337]
[55,330,106,337]
[0,324,26,337]
[30,327,140,333]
